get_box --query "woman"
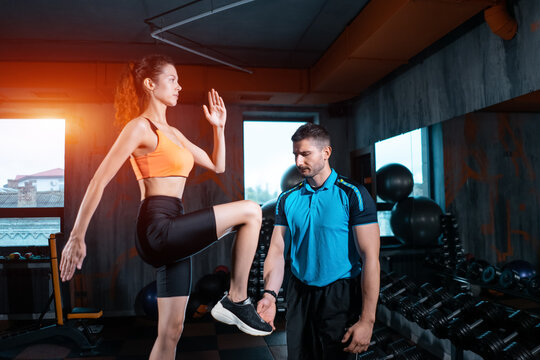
[59,54,272,359]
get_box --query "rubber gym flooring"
[0,313,288,360]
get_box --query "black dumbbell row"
[458,260,540,297]
[379,277,417,304]
[499,342,540,360]
[378,269,540,359]
[358,338,425,360]
[475,316,540,359]
[386,283,436,312]
[446,300,505,349]
[475,328,521,358]
[408,288,453,325]
[422,293,479,337]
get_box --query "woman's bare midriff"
[138,176,187,200]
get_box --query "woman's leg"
[213,200,262,302]
[150,257,192,359]
[149,296,189,360]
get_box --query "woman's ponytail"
[114,55,174,128]
[114,62,140,128]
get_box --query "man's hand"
[256,295,276,331]
[341,319,374,354]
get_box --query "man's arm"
[342,222,380,353]
[257,225,287,329]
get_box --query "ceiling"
[0,0,369,68]
[0,0,497,106]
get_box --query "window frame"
[0,117,65,250]
[242,111,318,202]
[350,127,433,247]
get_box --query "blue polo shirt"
[275,169,377,286]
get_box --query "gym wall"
[443,111,540,267]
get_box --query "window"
[0,218,61,247]
[375,128,430,237]
[0,119,65,248]
[243,121,306,203]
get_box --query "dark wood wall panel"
[442,112,540,268]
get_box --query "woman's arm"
[60,118,147,281]
[174,89,226,173]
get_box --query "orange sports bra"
[130,119,194,180]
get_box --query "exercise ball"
[140,281,158,319]
[281,165,304,192]
[390,196,442,247]
[214,265,230,275]
[261,198,277,220]
[376,163,414,203]
[196,274,226,303]
[186,292,204,319]
[503,260,537,279]
[214,265,231,292]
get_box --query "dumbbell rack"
[425,213,540,308]
[376,304,484,360]
[248,217,287,313]
[445,273,540,306]
[379,270,540,359]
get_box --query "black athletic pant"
[286,275,362,360]
[136,195,218,297]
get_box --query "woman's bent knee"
[243,200,262,223]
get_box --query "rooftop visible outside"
[0,119,65,208]
[0,119,65,247]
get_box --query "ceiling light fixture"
[150,0,256,74]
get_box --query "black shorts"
[286,275,362,360]
[136,195,218,297]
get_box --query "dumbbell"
[356,347,424,360]
[505,310,540,342]
[481,265,503,285]
[466,259,490,280]
[476,329,521,358]
[380,273,406,292]
[499,269,531,290]
[386,283,436,312]
[380,270,396,280]
[248,277,264,285]
[422,293,478,337]
[424,253,445,269]
[366,327,393,349]
[408,288,454,326]
[447,300,504,349]
[379,277,417,304]
[455,258,470,277]
[358,338,424,360]
[527,275,540,297]
[390,284,437,317]
[498,342,540,360]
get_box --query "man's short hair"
[291,123,331,147]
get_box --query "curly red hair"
[114,54,174,128]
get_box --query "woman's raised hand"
[203,89,226,128]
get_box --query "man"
[257,123,380,359]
